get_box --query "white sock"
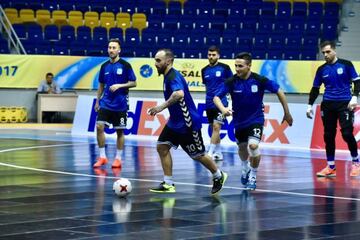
[208,144,216,154]
[115,149,123,159]
[99,147,106,158]
[215,143,221,152]
[164,175,173,185]
[249,166,257,180]
[241,160,249,173]
[212,169,222,179]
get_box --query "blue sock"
[352,157,359,163]
[327,156,335,169]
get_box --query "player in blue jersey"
[93,39,137,169]
[202,46,233,161]
[148,49,227,194]
[306,41,360,177]
[214,52,293,190]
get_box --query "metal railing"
[0,5,26,54]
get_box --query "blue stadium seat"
[21,39,37,54]
[238,35,253,50]
[12,24,27,39]
[104,0,121,14]
[42,0,58,11]
[261,1,275,21]
[27,24,43,41]
[167,1,182,15]
[267,50,283,60]
[292,2,307,20]
[241,21,256,35]
[141,28,156,45]
[77,26,91,41]
[173,35,189,48]
[251,50,266,59]
[284,50,300,60]
[163,15,179,30]
[178,17,194,30]
[60,25,75,42]
[53,45,69,55]
[44,25,59,41]
[189,33,205,48]
[308,2,324,23]
[324,2,340,18]
[305,22,321,37]
[125,28,140,45]
[93,26,108,43]
[273,20,289,34]
[206,35,221,46]
[286,36,302,50]
[322,21,338,41]
[69,40,87,56]
[119,0,136,14]
[219,46,233,59]
[147,16,163,30]
[213,2,230,17]
[58,2,74,12]
[36,40,52,55]
[209,16,226,31]
[277,1,291,19]
[0,38,10,54]
[222,30,238,46]
[269,35,286,50]
[301,50,317,60]
[183,48,200,59]
[28,0,42,11]
[157,31,173,46]
[87,40,105,56]
[289,18,306,35]
[152,1,167,17]
[226,14,243,30]
[257,19,274,34]
[109,27,123,42]
[303,36,319,49]
[253,34,269,50]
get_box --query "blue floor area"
[1,129,360,239]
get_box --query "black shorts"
[96,108,127,129]
[158,125,206,158]
[321,100,354,133]
[235,124,264,144]
[206,108,225,125]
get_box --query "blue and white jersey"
[216,72,280,130]
[98,58,136,111]
[313,58,360,101]
[202,62,233,110]
[164,68,201,133]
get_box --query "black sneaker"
[211,171,228,195]
[149,182,176,193]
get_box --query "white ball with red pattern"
[113,178,132,197]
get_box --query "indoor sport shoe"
[246,177,257,190]
[149,182,176,193]
[350,163,360,177]
[213,152,224,160]
[112,158,122,168]
[93,157,108,168]
[316,166,336,177]
[241,168,251,186]
[211,171,228,195]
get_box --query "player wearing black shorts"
[214,52,293,190]
[148,49,227,194]
[306,41,360,177]
[93,39,136,169]
[202,46,233,160]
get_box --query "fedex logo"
[86,99,290,144]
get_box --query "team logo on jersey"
[251,85,258,93]
[216,71,221,77]
[337,68,343,75]
[117,68,123,75]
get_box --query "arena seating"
[0,0,342,59]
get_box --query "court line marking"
[1,144,360,202]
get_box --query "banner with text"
[72,95,313,150]
[2,54,359,93]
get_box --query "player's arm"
[276,89,293,126]
[213,81,233,116]
[109,81,137,92]
[349,79,360,110]
[306,86,319,119]
[95,82,104,112]
[148,90,184,116]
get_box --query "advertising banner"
[72,95,313,150]
[2,54,359,93]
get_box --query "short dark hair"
[320,40,335,50]
[108,38,121,47]
[208,45,220,54]
[46,72,54,77]
[157,48,174,62]
[235,52,252,64]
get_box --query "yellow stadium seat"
[19,9,36,23]
[116,12,131,31]
[100,12,116,31]
[84,11,99,30]
[131,13,147,34]
[36,9,51,29]
[52,10,68,28]
[68,10,83,30]
[4,8,21,24]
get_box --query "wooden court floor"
[1,128,360,239]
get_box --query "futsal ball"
[113,178,132,197]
